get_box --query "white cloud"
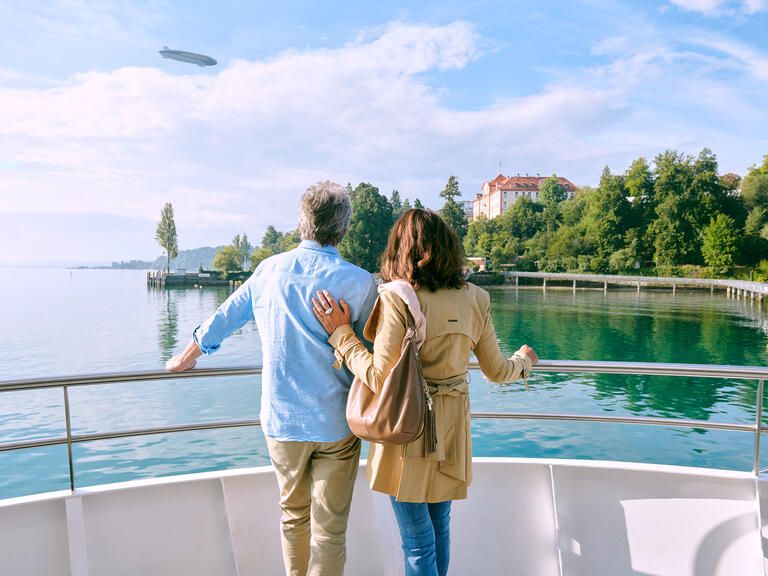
[686,35,768,82]
[669,0,768,15]
[1,20,767,263]
[670,0,728,15]
[743,0,768,12]
[591,36,632,56]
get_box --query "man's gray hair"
[298,181,352,246]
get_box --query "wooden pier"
[147,271,249,289]
[502,272,768,305]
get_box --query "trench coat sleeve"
[473,302,533,383]
[327,290,408,394]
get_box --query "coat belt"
[426,373,469,396]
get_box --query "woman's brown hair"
[380,209,466,291]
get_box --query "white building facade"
[472,174,577,220]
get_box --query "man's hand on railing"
[166,340,203,372]
[166,355,196,372]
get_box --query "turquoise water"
[1,268,767,499]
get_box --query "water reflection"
[157,290,178,361]
[151,284,233,363]
[487,288,768,427]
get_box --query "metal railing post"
[754,379,764,476]
[63,386,75,492]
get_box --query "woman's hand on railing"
[518,345,539,365]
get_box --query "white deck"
[1,458,765,575]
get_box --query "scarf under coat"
[378,280,427,347]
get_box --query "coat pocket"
[437,423,466,482]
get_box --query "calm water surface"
[2,268,768,498]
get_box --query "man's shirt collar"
[299,239,340,256]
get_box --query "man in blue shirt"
[167,181,377,576]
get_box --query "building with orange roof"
[472,174,577,220]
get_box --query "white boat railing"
[1,360,767,494]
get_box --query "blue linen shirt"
[193,240,378,442]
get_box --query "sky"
[1,0,767,265]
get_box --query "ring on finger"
[324,307,333,315]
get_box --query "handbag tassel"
[425,402,437,455]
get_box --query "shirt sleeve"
[473,303,533,383]
[193,276,256,355]
[328,290,407,394]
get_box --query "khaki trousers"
[266,433,361,576]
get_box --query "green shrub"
[752,260,768,283]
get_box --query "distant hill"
[112,246,225,271]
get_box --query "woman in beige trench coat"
[312,209,538,576]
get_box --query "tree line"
[157,148,768,280]
[465,149,768,278]
[204,182,463,275]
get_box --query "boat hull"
[0,458,764,575]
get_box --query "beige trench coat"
[329,283,533,503]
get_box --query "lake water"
[2,268,768,499]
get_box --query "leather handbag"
[346,309,436,451]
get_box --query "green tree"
[701,214,738,274]
[438,176,467,241]
[625,158,654,205]
[440,175,461,201]
[249,247,275,271]
[463,216,496,256]
[232,233,252,270]
[279,229,301,251]
[561,190,591,227]
[693,148,733,222]
[390,190,404,218]
[339,183,394,272]
[583,167,632,260]
[720,172,741,194]
[537,224,594,273]
[624,157,655,257]
[496,197,544,244]
[741,206,768,265]
[745,206,766,237]
[539,175,567,206]
[401,198,412,213]
[213,245,243,277]
[649,151,699,265]
[155,202,178,273]
[261,225,283,251]
[739,175,768,212]
[414,198,425,210]
[753,155,768,175]
[440,198,468,241]
[741,155,768,209]
[539,175,567,231]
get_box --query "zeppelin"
[158,46,217,67]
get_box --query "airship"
[158,46,217,67]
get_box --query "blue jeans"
[390,497,452,576]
